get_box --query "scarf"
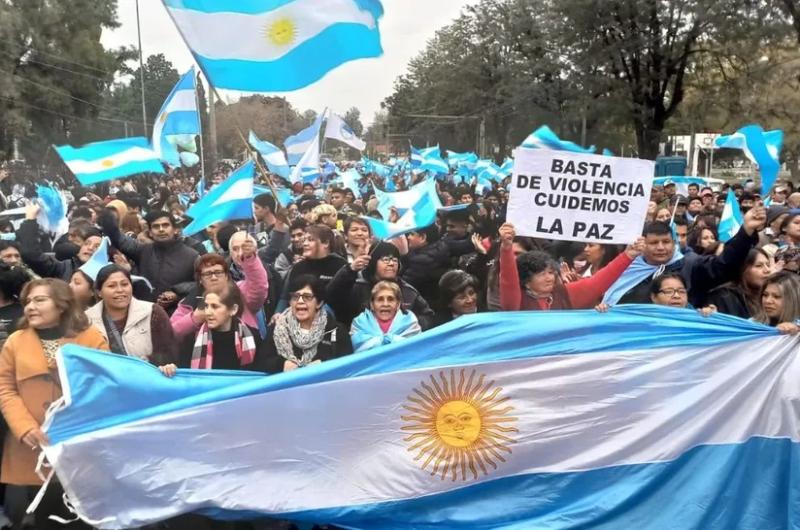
[350,309,421,353]
[190,319,256,370]
[602,248,684,306]
[273,309,328,367]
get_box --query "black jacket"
[280,254,347,307]
[402,237,474,302]
[262,314,352,374]
[705,284,754,320]
[326,264,434,329]
[619,227,758,307]
[18,219,81,281]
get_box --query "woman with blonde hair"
[0,278,107,528]
[755,271,800,334]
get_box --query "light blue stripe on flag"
[183,161,255,236]
[715,125,783,197]
[718,188,744,242]
[54,137,164,186]
[285,112,324,165]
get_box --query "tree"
[343,107,364,137]
[0,0,131,161]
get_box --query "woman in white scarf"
[264,274,352,373]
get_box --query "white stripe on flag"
[64,147,159,174]
[167,0,375,61]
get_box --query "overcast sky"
[102,0,477,126]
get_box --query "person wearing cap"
[759,205,791,248]
[326,241,434,329]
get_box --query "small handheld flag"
[718,189,744,242]
[249,131,291,179]
[715,125,783,197]
[285,112,325,165]
[522,125,596,154]
[184,162,255,236]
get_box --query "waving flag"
[152,69,200,167]
[364,189,438,239]
[498,157,514,177]
[54,137,164,186]
[653,176,708,197]
[715,125,783,196]
[161,0,383,92]
[336,169,363,199]
[35,185,68,239]
[324,112,366,151]
[78,237,111,282]
[42,307,798,529]
[183,162,255,236]
[285,112,325,165]
[374,178,440,220]
[410,144,440,167]
[254,185,295,208]
[718,189,744,242]
[289,134,320,184]
[447,151,478,168]
[522,125,596,154]
[418,153,449,175]
[249,131,290,179]
[195,178,205,198]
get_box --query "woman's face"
[655,208,672,223]
[699,228,717,250]
[583,244,604,266]
[743,253,772,290]
[651,277,688,308]
[199,264,228,294]
[525,268,556,296]
[784,215,800,241]
[203,292,237,330]
[450,286,478,316]
[371,288,400,322]
[761,283,784,320]
[69,272,94,307]
[290,285,322,324]
[99,272,133,313]
[346,222,370,248]
[24,285,62,330]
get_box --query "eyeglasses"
[379,256,399,265]
[658,288,687,297]
[290,292,315,303]
[201,270,227,279]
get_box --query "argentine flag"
[718,189,744,242]
[410,144,440,167]
[522,125,596,154]
[418,153,449,175]
[162,0,384,92]
[285,111,325,165]
[35,185,68,240]
[653,176,708,197]
[715,125,783,196]
[363,188,438,239]
[183,161,255,236]
[289,134,320,184]
[54,137,164,186]
[40,307,799,529]
[249,131,291,179]
[374,178,440,220]
[152,69,200,168]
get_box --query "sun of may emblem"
[265,17,297,47]
[401,369,518,482]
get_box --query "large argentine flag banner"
[44,306,799,529]
[161,0,384,92]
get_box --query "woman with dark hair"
[86,264,176,366]
[581,243,624,277]
[755,272,800,334]
[0,266,28,349]
[433,270,480,326]
[705,248,773,319]
[499,224,642,311]
[264,274,351,373]
[0,279,107,529]
[167,282,266,374]
[779,212,800,248]
[687,226,719,256]
[68,270,96,310]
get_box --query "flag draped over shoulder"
[161,0,384,92]
[43,306,799,530]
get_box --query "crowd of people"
[0,161,797,529]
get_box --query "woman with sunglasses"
[263,274,351,374]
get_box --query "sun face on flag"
[266,17,298,46]
[401,369,518,481]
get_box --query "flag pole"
[195,70,207,187]
[135,0,148,136]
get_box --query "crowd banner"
[42,306,798,529]
[507,148,655,244]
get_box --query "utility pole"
[135,0,148,136]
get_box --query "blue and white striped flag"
[337,169,362,199]
[161,0,384,92]
[35,185,68,239]
[653,176,707,197]
[249,131,291,179]
[715,125,783,196]
[374,178,440,220]
[418,153,449,175]
[364,188,438,239]
[522,125,596,153]
[410,144,440,167]
[42,307,799,529]
[183,161,255,236]
[285,112,325,165]
[152,69,200,168]
[718,189,744,242]
[54,137,164,186]
[254,185,295,208]
[195,178,205,198]
[498,157,514,177]
[289,134,320,184]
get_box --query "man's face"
[687,185,699,197]
[688,199,703,215]
[701,192,714,205]
[675,225,688,249]
[643,233,675,265]
[772,187,788,203]
[664,185,676,198]
[741,199,755,211]
[77,236,102,263]
[149,216,176,242]
[302,234,328,259]
[0,247,21,267]
[290,229,305,252]
[330,193,345,209]
[460,194,473,205]
[406,232,426,250]
[253,203,269,222]
[445,220,468,239]
[303,184,314,196]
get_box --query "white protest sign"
[507,148,654,244]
